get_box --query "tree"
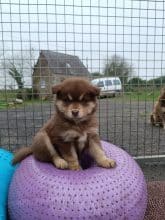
[128,77,146,86]
[1,48,36,90]
[103,54,134,84]
[8,62,24,89]
[147,76,165,87]
[90,72,102,77]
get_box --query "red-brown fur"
[13,77,116,170]
[150,87,165,129]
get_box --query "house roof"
[40,50,89,76]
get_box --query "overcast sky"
[0,0,165,88]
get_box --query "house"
[32,50,89,98]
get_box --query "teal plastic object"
[0,148,17,220]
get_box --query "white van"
[91,77,122,97]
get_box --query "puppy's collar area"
[55,107,88,124]
[65,115,89,125]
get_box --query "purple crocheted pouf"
[8,141,147,220]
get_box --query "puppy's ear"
[159,87,165,105]
[161,87,165,94]
[60,77,66,82]
[52,84,62,94]
[159,87,165,99]
[89,85,100,96]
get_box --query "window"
[113,79,121,85]
[40,80,46,88]
[66,63,73,74]
[105,80,112,86]
[97,81,104,87]
[66,63,71,68]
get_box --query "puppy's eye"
[80,98,87,103]
[80,96,88,102]
[82,96,92,102]
[81,98,91,105]
[62,97,73,103]
[63,98,71,103]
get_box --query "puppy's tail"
[12,146,33,165]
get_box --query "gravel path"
[0,99,165,158]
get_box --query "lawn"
[0,87,161,110]
[0,99,46,110]
[0,90,48,110]
[122,89,160,102]
[100,87,161,102]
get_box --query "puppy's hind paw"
[53,157,68,169]
[98,158,116,168]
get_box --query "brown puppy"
[13,77,116,170]
[150,87,165,129]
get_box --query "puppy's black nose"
[72,109,79,117]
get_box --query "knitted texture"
[8,141,147,220]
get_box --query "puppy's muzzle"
[72,109,79,117]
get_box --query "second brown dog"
[150,87,165,129]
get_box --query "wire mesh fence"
[0,0,165,171]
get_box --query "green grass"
[0,101,8,109]
[100,88,161,102]
[0,99,50,110]
[0,90,16,109]
[0,88,162,110]
[122,89,160,102]
[0,90,17,109]
[0,90,49,110]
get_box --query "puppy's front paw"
[98,158,116,168]
[53,157,68,169]
[68,162,82,171]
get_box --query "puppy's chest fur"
[61,130,87,152]
[45,114,98,152]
